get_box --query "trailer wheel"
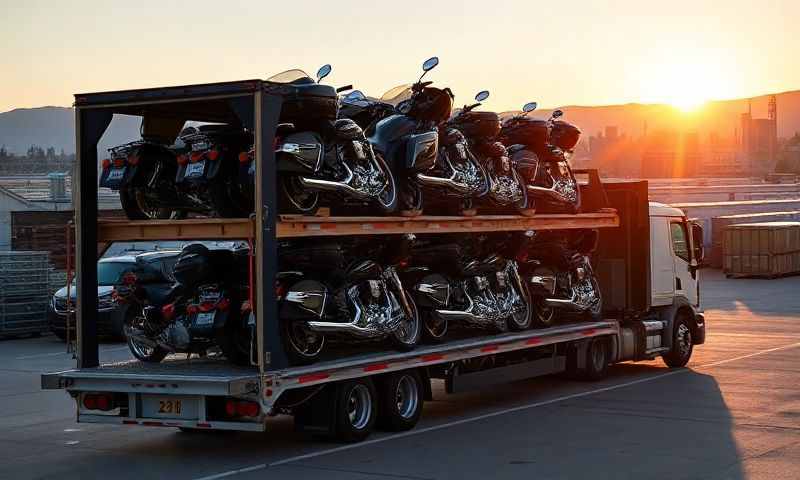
[377,370,424,432]
[662,311,693,368]
[334,378,377,442]
[582,337,610,380]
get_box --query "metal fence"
[0,251,51,337]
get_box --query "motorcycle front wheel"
[124,324,169,363]
[507,279,533,331]
[390,292,421,351]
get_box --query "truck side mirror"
[691,223,704,264]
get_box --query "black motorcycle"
[405,234,531,341]
[238,65,398,215]
[500,104,582,213]
[175,125,254,217]
[512,230,602,327]
[364,57,489,214]
[100,138,188,220]
[448,90,529,213]
[118,244,253,365]
[276,236,421,365]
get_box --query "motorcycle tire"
[126,334,169,363]
[120,184,187,220]
[390,292,421,351]
[279,175,320,216]
[281,319,325,365]
[507,279,533,331]
[373,152,399,213]
[398,176,423,215]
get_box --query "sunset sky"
[1,0,799,114]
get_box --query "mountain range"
[2,90,800,156]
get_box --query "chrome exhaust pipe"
[298,176,372,201]
[306,286,402,339]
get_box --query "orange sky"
[1,0,799,113]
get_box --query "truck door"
[650,217,675,306]
[669,220,697,306]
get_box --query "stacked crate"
[0,251,52,336]
[723,222,800,278]
[709,211,800,267]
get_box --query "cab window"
[670,222,690,262]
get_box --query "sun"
[639,55,728,112]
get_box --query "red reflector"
[420,354,444,362]
[298,373,329,384]
[96,395,111,411]
[238,152,250,163]
[265,389,273,397]
[196,422,212,428]
[582,329,597,336]
[481,345,499,352]
[161,303,175,320]
[101,158,111,169]
[526,338,542,345]
[127,154,139,166]
[142,421,164,427]
[177,154,188,166]
[207,149,220,161]
[364,363,388,372]
[82,394,97,410]
[225,400,237,417]
[236,401,259,417]
[123,420,138,425]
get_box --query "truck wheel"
[334,379,377,442]
[566,337,609,381]
[377,370,424,432]
[663,312,693,368]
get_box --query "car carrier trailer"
[42,79,705,441]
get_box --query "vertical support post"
[255,89,288,372]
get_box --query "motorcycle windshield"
[267,69,314,84]
[380,84,414,106]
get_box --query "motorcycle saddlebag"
[451,111,501,139]
[279,243,349,273]
[276,131,324,173]
[404,130,438,171]
[501,118,548,153]
[281,84,338,129]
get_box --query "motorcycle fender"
[413,273,450,308]
[276,131,324,173]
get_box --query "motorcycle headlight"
[576,267,586,281]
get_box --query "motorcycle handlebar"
[336,84,353,93]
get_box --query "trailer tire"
[377,370,424,432]
[334,378,377,443]
[663,311,693,368]
[582,337,610,381]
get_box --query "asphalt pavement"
[1,269,798,480]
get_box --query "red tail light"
[190,151,204,163]
[101,158,111,169]
[161,303,175,321]
[95,395,111,411]
[236,401,259,417]
[127,154,139,166]
[225,399,237,416]
[207,149,220,161]
[177,154,188,166]
[238,152,250,163]
[275,283,286,298]
[217,298,230,312]
[199,302,215,312]
[186,304,199,315]
[113,158,125,168]
[83,393,113,411]
[83,394,97,410]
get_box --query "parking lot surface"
[1,269,798,480]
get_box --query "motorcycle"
[512,229,602,327]
[100,137,189,220]
[276,236,421,365]
[448,90,529,213]
[117,244,253,365]
[499,104,582,213]
[239,65,398,215]
[366,57,489,214]
[406,234,531,341]
[175,125,254,217]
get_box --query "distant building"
[588,126,640,177]
[740,96,778,174]
[640,129,700,178]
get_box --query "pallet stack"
[0,251,51,337]
[723,222,800,278]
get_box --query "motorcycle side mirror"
[522,102,538,113]
[316,64,332,82]
[422,56,439,72]
[551,109,564,119]
[475,90,490,102]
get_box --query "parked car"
[49,251,180,340]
